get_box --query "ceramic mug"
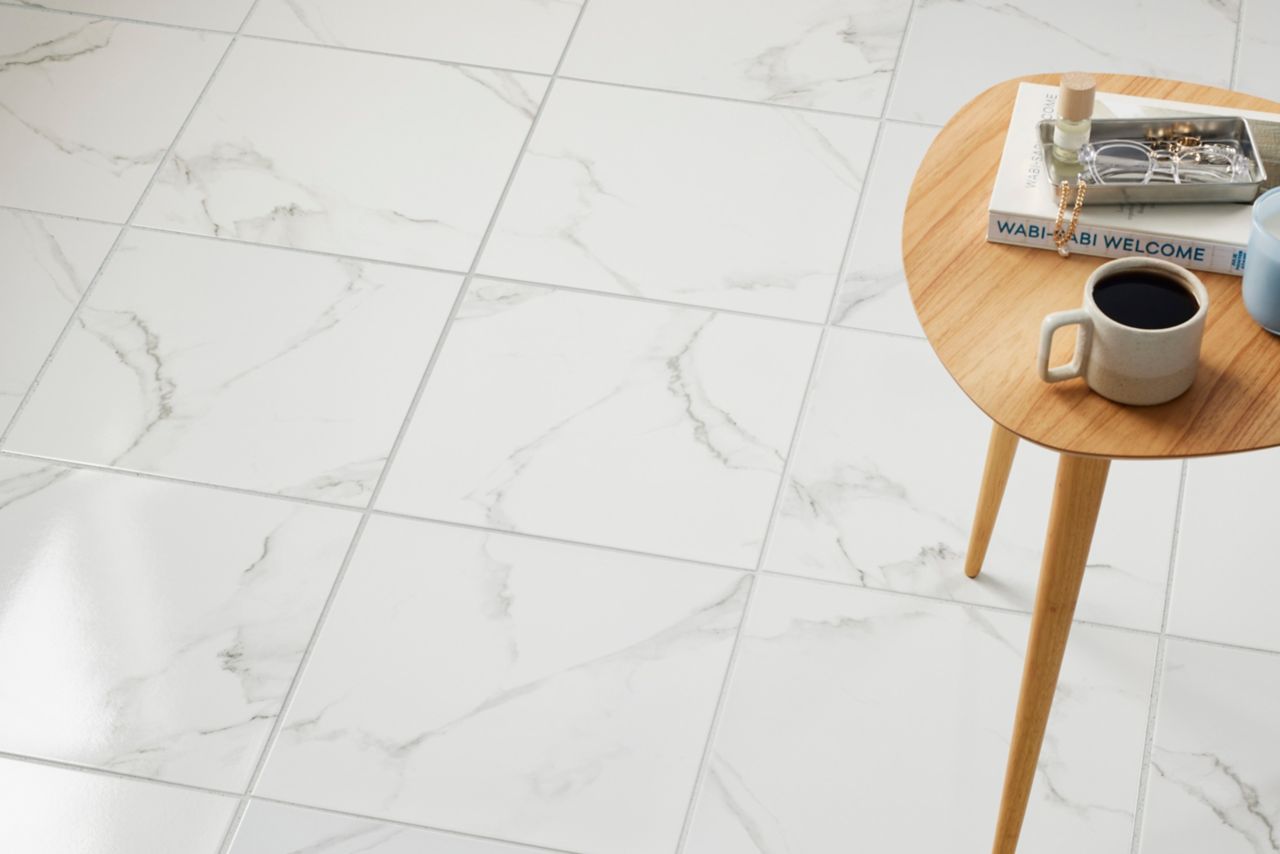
[1243,186,1280,334]
[1037,257,1208,405]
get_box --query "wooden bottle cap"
[1058,73,1096,121]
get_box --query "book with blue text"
[987,83,1280,276]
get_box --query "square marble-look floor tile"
[136,38,548,270]
[1168,449,1280,652]
[686,574,1158,853]
[1139,640,1280,854]
[562,0,913,115]
[889,0,1239,125]
[0,756,236,853]
[764,328,1181,631]
[245,0,582,73]
[4,230,459,505]
[0,457,357,790]
[830,121,935,334]
[377,280,820,567]
[479,81,874,321]
[230,798,573,854]
[0,6,228,221]
[18,0,256,30]
[257,516,749,854]
[1236,0,1280,102]
[0,210,117,431]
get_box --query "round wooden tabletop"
[903,73,1280,459]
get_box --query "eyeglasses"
[1079,136,1255,186]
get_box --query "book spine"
[987,213,1249,277]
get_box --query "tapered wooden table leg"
[965,423,1020,578]
[991,452,1109,854]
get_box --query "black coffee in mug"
[1092,269,1200,330]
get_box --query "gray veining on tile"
[257,517,749,854]
[0,210,117,431]
[1236,0,1280,102]
[889,0,1240,125]
[0,456,357,789]
[1140,640,1280,854]
[563,0,914,115]
[229,799,547,853]
[481,81,875,320]
[378,279,820,567]
[765,328,1180,632]
[0,6,228,220]
[136,38,548,269]
[684,574,1157,853]
[4,230,460,505]
[14,0,257,30]
[0,755,237,853]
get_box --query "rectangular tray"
[1037,115,1268,205]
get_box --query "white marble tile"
[230,800,544,854]
[0,210,117,431]
[685,574,1158,854]
[831,121,935,334]
[889,0,1240,125]
[377,280,820,567]
[764,329,1181,632]
[0,6,228,221]
[479,80,874,321]
[1236,0,1280,102]
[136,38,548,271]
[245,0,582,73]
[1168,449,1280,652]
[0,457,357,790]
[562,0,913,115]
[15,0,256,30]
[4,230,460,505]
[0,756,236,853]
[257,516,748,854]
[1140,640,1280,854]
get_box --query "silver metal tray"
[1038,116,1268,205]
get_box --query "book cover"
[987,83,1280,276]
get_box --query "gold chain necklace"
[1053,178,1087,257]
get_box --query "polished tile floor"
[2,1,1280,852]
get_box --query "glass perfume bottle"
[1053,73,1096,166]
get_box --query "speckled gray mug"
[1037,257,1208,406]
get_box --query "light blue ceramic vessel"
[1243,186,1280,334]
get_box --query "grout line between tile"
[473,271,831,327]
[0,749,581,854]
[245,794,586,854]
[756,567,1160,640]
[1229,0,1246,90]
[220,4,598,851]
[0,11,245,447]
[0,448,366,513]
[0,748,241,799]
[11,444,1276,659]
[0,0,234,30]
[0,0,949,128]
[127,222,469,279]
[370,506,752,576]
[1128,458,1188,854]
[0,201,124,228]
[673,116,894,852]
[0,199,932,340]
[238,31,551,78]
[555,74,886,123]
[878,0,920,122]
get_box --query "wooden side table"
[903,73,1280,853]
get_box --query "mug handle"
[1038,309,1093,383]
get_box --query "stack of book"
[987,83,1280,276]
